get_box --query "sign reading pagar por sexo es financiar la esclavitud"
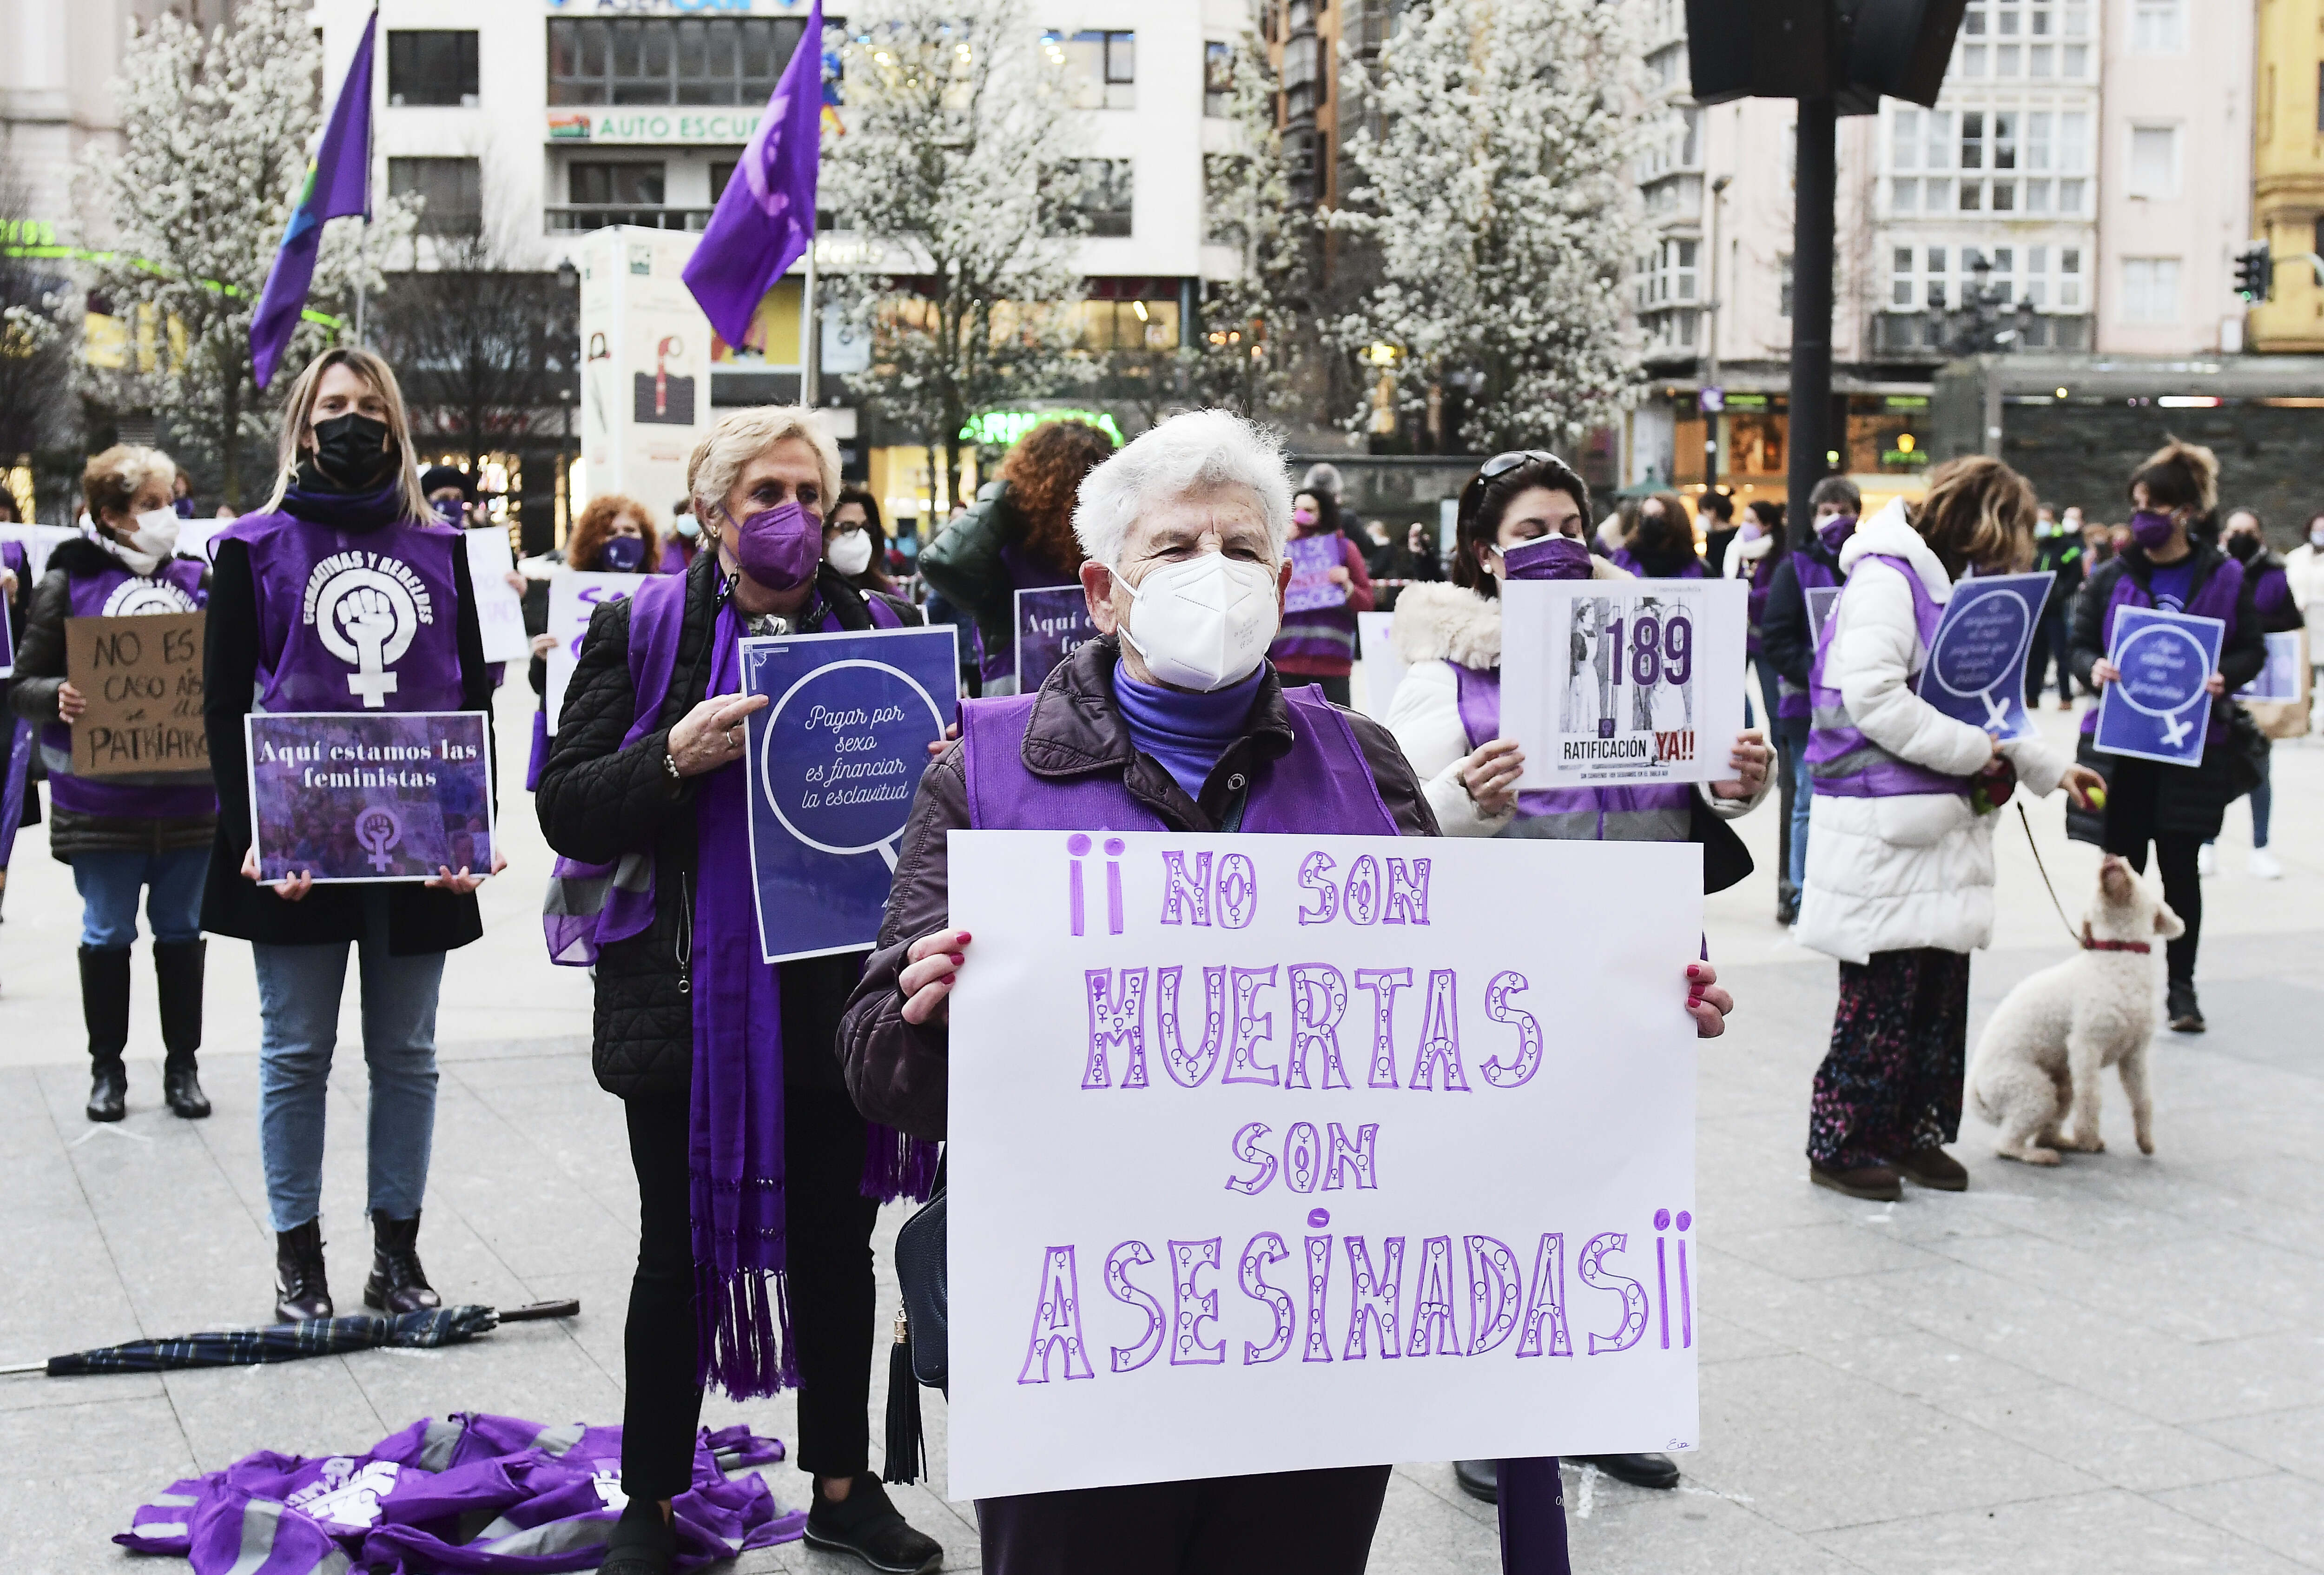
[945,831,1704,1500]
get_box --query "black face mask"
[2225,533,2260,562]
[302,412,400,492]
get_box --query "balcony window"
[389,156,482,235]
[548,17,801,106]
[1051,30,1136,110]
[2122,257,2181,322]
[1051,159,1133,238]
[551,161,701,230]
[2132,0,2185,53]
[388,30,478,107]
[1205,41,1234,117]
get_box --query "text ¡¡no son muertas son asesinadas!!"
[1014,834,1696,1389]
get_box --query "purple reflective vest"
[959,678,1398,835]
[1803,552,1973,799]
[1269,534,1361,668]
[117,1410,803,1575]
[2080,555,2246,746]
[1449,663,1693,841]
[218,511,465,714]
[1776,517,1855,721]
[542,574,904,966]
[38,554,216,821]
[1607,547,1705,580]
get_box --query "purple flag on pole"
[250,12,377,389]
[683,0,823,350]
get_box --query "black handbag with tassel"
[882,1165,947,1486]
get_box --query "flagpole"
[352,5,378,347]
[803,232,819,409]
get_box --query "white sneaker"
[2251,848,2283,880]
[2197,843,2218,877]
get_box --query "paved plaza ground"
[3,688,2322,1574]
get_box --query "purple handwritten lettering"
[1354,967,1411,1089]
[1514,1233,1572,1359]
[1465,1235,1524,1356]
[1169,1238,1226,1364]
[1282,1121,1321,1194]
[1342,1235,1406,1360]
[1344,854,1382,925]
[1215,852,1257,929]
[1578,1232,1649,1356]
[1067,834,1090,936]
[1156,965,1227,1088]
[1222,966,1281,1086]
[1407,1235,1460,1356]
[1296,852,1340,925]
[1384,858,1432,925]
[1322,1122,1379,1191]
[1104,1241,1164,1373]
[1286,964,1353,1090]
[1224,1122,1277,1194]
[1480,971,1543,1089]
[1083,968,1149,1090]
[1302,1234,1334,1363]
[1239,1232,1296,1364]
[1159,850,1212,927]
[1018,1246,1096,1384]
[1105,838,1125,934]
[1411,969,1472,1092]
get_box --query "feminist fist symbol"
[338,586,402,707]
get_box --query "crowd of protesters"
[0,349,2313,1575]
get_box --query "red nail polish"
[958,931,972,943]
[949,953,964,965]
[1687,964,1703,979]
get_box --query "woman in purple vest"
[535,408,943,1575]
[10,445,215,1122]
[2063,441,2266,1033]
[200,349,499,1324]
[1383,450,1764,1509]
[1760,478,1863,924]
[1266,485,1377,706]
[837,413,1737,1575]
[916,417,1118,696]
[1796,460,2105,1201]
[1606,491,1706,580]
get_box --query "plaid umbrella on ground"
[1,1300,576,1377]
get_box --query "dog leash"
[2016,801,2089,949]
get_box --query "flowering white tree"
[80,0,412,505]
[822,0,1089,508]
[1334,0,1648,453]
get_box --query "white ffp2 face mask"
[827,528,874,577]
[131,506,182,561]
[1117,550,1281,692]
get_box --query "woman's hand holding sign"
[1710,729,1771,802]
[667,691,769,777]
[899,927,972,1026]
[1459,738,1526,815]
[1687,961,1732,1038]
[424,850,508,895]
[242,845,313,902]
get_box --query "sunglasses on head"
[1477,449,1565,480]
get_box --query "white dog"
[1967,856,2184,1164]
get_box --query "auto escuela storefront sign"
[548,109,764,144]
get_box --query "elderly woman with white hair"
[537,407,942,1575]
[837,410,1442,1572]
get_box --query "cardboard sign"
[63,612,207,777]
[1918,570,2052,741]
[464,527,532,665]
[1356,610,1406,719]
[946,831,1703,1500]
[1015,586,1097,694]
[2238,629,2305,702]
[741,625,959,963]
[246,711,494,884]
[1284,535,1349,615]
[1499,578,1748,788]
[2093,606,2225,767]
[543,572,643,735]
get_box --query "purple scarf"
[544,575,935,1398]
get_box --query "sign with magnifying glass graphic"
[742,626,961,963]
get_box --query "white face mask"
[131,506,181,561]
[1117,550,1281,693]
[2312,528,2324,550]
[827,528,874,577]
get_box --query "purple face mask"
[733,500,821,590]
[1500,535,1593,581]
[2128,510,2177,553]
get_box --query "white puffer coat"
[1795,503,2069,963]
[1385,572,1769,836]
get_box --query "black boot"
[364,1210,441,1314]
[2167,978,2204,1033]
[79,944,132,1122]
[154,939,210,1118]
[275,1219,332,1322]
[1775,879,1802,926]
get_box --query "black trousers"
[2098,762,2203,985]
[2027,604,2076,701]
[621,1086,881,1501]
[977,1465,1391,1575]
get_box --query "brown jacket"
[836,635,1440,1139]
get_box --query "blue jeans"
[252,892,445,1231]
[1783,734,1811,891]
[73,847,207,948]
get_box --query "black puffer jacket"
[535,550,922,1100]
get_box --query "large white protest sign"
[463,527,533,665]
[544,572,641,734]
[1499,578,1747,789]
[946,831,1703,1501]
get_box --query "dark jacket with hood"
[2064,540,2265,841]
[535,549,921,1101]
[10,538,216,859]
[835,635,1440,1140]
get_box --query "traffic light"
[2235,243,2272,304]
